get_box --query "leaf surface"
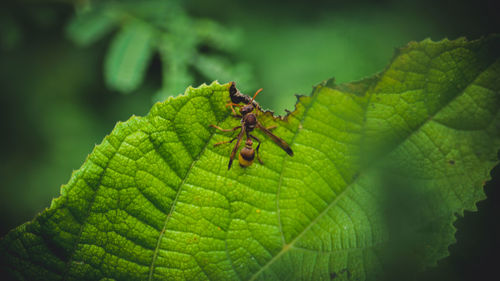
[2,36,500,281]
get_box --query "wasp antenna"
[251,88,263,103]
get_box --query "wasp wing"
[228,123,246,170]
[257,122,294,156]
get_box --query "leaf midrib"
[247,53,497,281]
[148,103,230,281]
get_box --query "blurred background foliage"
[0,0,498,280]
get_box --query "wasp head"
[240,104,254,116]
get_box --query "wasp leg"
[226,103,243,116]
[209,125,241,132]
[226,103,243,108]
[255,124,277,130]
[226,103,238,115]
[249,134,263,164]
[214,137,238,147]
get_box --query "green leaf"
[66,8,117,47]
[193,54,257,93]
[153,33,195,102]
[193,19,242,52]
[2,36,500,281]
[104,21,155,93]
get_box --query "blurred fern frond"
[65,0,256,100]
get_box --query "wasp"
[210,87,294,169]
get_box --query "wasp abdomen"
[239,139,255,167]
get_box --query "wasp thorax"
[239,139,255,167]
[243,113,257,131]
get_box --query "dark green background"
[1,0,498,280]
